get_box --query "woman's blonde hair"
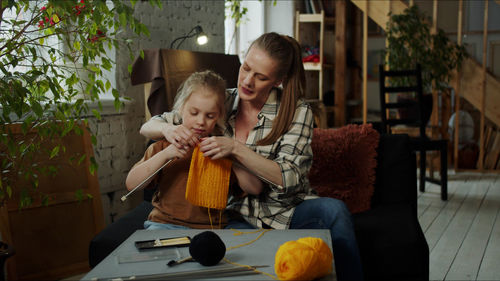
[172,70,227,129]
[248,32,306,146]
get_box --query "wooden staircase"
[351,0,500,128]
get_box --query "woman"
[140,32,363,281]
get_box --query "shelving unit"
[295,2,346,128]
[295,10,332,128]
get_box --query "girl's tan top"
[135,140,227,229]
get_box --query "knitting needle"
[232,161,284,190]
[121,153,283,202]
[97,265,269,280]
[120,158,175,202]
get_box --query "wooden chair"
[378,64,448,200]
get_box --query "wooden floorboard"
[430,179,488,280]
[418,182,459,232]
[476,176,500,281]
[424,178,471,252]
[418,172,500,281]
[445,177,499,280]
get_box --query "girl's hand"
[162,124,199,149]
[164,142,191,159]
[199,136,236,160]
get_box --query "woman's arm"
[200,103,314,196]
[140,116,199,149]
[199,137,282,194]
[231,163,264,195]
[125,143,188,191]
[139,118,171,140]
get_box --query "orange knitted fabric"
[185,145,232,210]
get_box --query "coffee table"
[82,229,336,280]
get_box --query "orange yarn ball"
[274,237,333,281]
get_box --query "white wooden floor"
[418,171,500,281]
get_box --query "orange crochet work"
[185,145,232,210]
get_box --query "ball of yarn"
[275,237,333,281]
[189,231,226,266]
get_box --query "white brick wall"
[92,1,225,225]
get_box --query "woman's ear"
[274,77,284,87]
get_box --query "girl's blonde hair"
[248,32,306,146]
[172,70,227,130]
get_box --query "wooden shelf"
[297,13,335,25]
[296,9,334,128]
[303,62,333,71]
[296,1,347,127]
[303,62,321,71]
[305,98,320,102]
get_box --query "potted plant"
[383,5,468,125]
[0,0,161,279]
[0,0,163,207]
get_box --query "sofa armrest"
[372,134,417,208]
[353,203,429,280]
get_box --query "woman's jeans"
[226,197,364,281]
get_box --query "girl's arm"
[125,144,188,191]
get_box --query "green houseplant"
[0,0,161,208]
[0,1,162,279]
[383,5,468,123]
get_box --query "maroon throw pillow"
[309,124,380,213]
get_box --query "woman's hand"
[199,136,236,160]
[162,124,199,149]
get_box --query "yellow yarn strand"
[230,228,267,236]
[226,229,272,251]
[207,208,214,230]
[218,210,222,229]
[220,229,278,280]
[185,145,232,209]
[206,208,224,230]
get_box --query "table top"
[82,229,336,281]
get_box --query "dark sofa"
[89,133,428,280]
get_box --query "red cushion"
[309,124,380,214]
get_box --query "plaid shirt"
[153,88,317,229]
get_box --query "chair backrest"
[378,64,426,138]
[131,49,241,118]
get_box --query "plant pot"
[0,242,15,281]
[397,93,433,127]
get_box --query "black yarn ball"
[189,231,226,266]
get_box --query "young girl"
[125,70,229,230]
